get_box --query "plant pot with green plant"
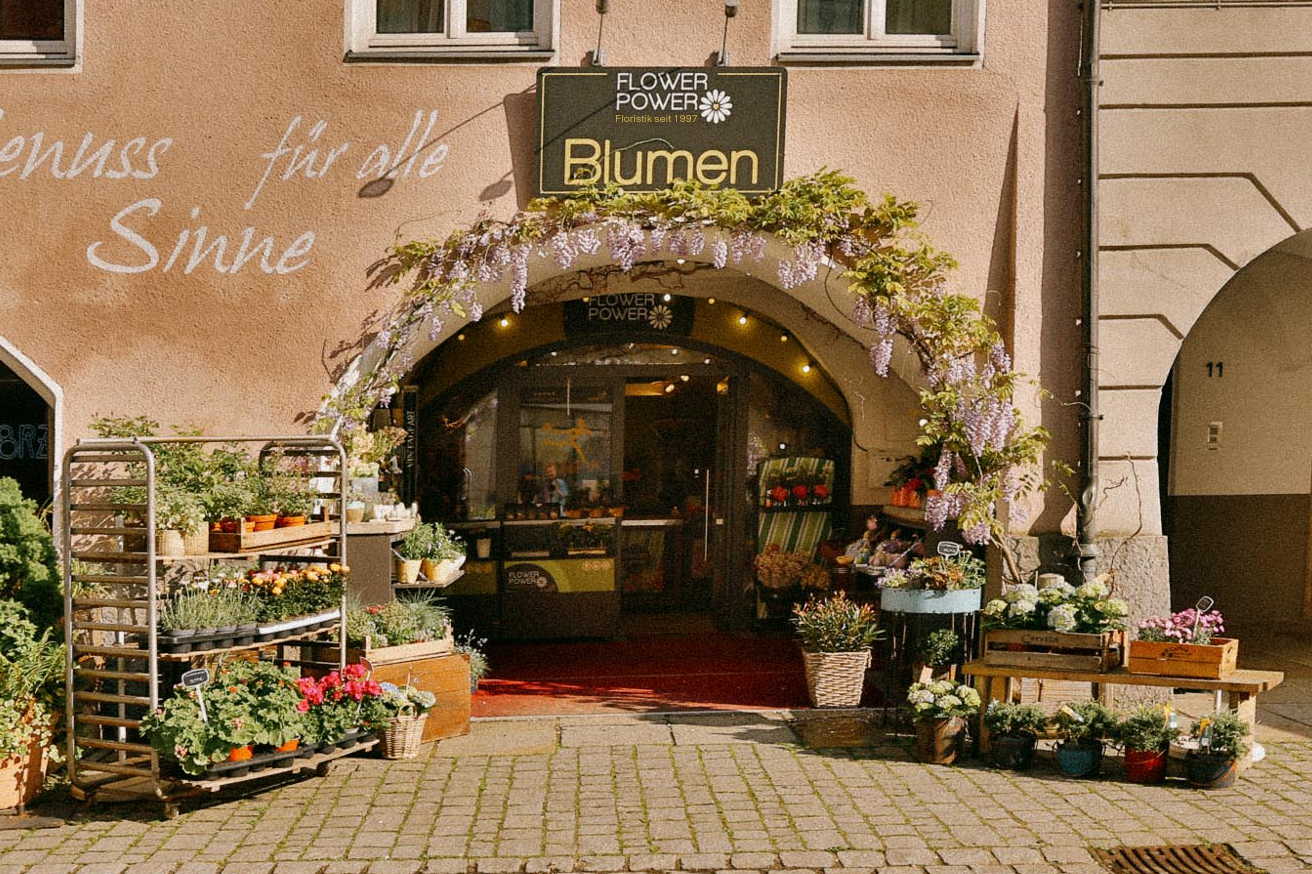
[793,592,884,707]
[906,680,980,765]
[913,628,961,682]
[158,587,260,653]
[1114,705,1181,784]
[156,482,206,556]
[395,525,430,585]
[1185,711,1250,789]
[245,477,279,531]
[420,524,467,582]
[271,474,315,528]
[0,599,64,811]
[375,682,438,759]
[982,702,1048,770]
[204,478,255,534]
[1053,700,1114,778]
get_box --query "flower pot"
[1054,741,1104,778]
[914,716,967,765]
[0,737,47,810]
[880,587,982,615]
[274,738,300,754]
[182,528,210,555]
[1187,752,1239,789]
[1124,748,1168,784]
[379,713,428,760]
[227,745,254,763]
[219,518,254,533]
[345,506,366,523]
[476,538,493,559]
[396,558,422,585]
[275,515,306,528]
[801,649,871,707]
[246,513,277,531]
[157,528,185,556]
[988,734,1037,771]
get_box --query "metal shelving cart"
[60,435,363,818]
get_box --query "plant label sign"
[535,67,787,196]
[180,668,210,687]
[936,541,962,558]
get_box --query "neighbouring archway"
[0,334,61,512]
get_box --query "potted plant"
[0,600,63,811]
[156,482,207,555]
[1113,704,1180,784]
[395,525,430,585]
[754,544,814,603]
[1130,608,1237,679]
[792,592,883,707]
[420,525,467,582]
[1186,711,1250,789]
[456,631,490,694]
[245,477,279,531]
[980,577,1131,671]
[1052,700,1114,778]
[205,479,254,533]
[296,664,385,751]
[913,629,961,682]
[375,682,438,760]
[271,475,315,528]
[906,679,981,765]
[982,702,1048,770]
[880,551,985,614]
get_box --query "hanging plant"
[324,171,1049,578]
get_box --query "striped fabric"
[755,456,835,559]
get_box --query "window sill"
[345,47,555,63]
[777,50,980,67]
[0,53,76,68]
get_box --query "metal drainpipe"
[1076,0,1103,582]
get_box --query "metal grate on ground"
[1094,844,1268,874]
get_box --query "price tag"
[936,541,962,558]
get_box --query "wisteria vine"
[322,171,1049,564]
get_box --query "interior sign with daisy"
[563,293,695,337]
[535,67,786,197]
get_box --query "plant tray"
[208,520,337,553]
[1128,637,1238,679]
[155,611,340,656]
[350,633,454,666]
[982,628,1127,672]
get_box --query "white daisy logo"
[699,89,733,124]
[647,305,674,330]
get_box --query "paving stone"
[681,854,731,870]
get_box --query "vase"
[914,716,967,765]
[801,650,871,707]
[1187,752,1239,789]
[1054,741,1104,778]
[988,734,1037,770]
[1124,748,1168,784]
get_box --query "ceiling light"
[707,298,716,305]
[778,442,788,451]
[737,315,748,326]
[801,362,813,374]
[663,293,672,302]
[550,350,558,357]
[780,334,788,342]
[664,383,675,394]
[670,348,679,356]
[676,259,686,265]
[680,374,690,382]
[457,333,466,341]
[703,358,711,365]
[499,317,510,328]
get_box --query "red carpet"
[472,632,811,716]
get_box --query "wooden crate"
[371,652,471,743]
[349,633,454,667]
[982,628,1127,672]
[1128,637,1238,679]
[209,520,337,553]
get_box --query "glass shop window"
[517,384,613,514]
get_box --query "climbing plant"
[324,171,1049,561]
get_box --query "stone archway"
[0,333,63,514]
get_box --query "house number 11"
[1206,361,1224,377]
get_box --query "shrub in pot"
[792,592,884,707]
[1113,705,1180,784]
[982,702,1048,770]
[245,477,279,530]
[422,525,467,583]
[205,478,255,533]
[156,482,206,555]
[395,525,432,585]
[375,682,438,760]
[913,628,961,682]
[1186,711,1250,789]
[1052,700,1114,778]
[0,599,64,809]
[271,474,315,527]
[906,680,980,765]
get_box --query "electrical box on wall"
[1206,421,1222,450]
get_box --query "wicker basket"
[379,714,428,760]
[802,650,872,707]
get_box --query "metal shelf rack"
[60,435,349,817]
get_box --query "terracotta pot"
[0,737,47,811]
[246,513,277,531]
[915,716,967,765]
[274,738,300,754]
[227,745,254,762]
[1187,752,1239,789]
[1124,748,1168,784]
[396,558,422,585]
[1054,741,1104,778]
[275,515,306,528]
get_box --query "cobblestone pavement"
[3,628,1310,874]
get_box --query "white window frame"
[346,0,556,61]
[0,0,79,67]
[775,0,983,64]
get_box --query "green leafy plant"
[1114,705,1181,753]
[159,588,259,632]
[0,477,61,631]
[1053,701,1115,746]
[396,524,433,561]
[791,592,884,653]
[886,553,985,591]
[455,631,490,684]
[906,680,981,719]
[346,595,451,648]
[917,629,961,667]
[270,474,315,519]
[203,478,254,522]
[154,481,206,535]
[982,702,1049,738]
[377,682,437,717]
[0,599,64,762]
[1190,711,1250,761]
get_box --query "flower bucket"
[379,714,428,760]
[1124,748,1168,784]
[988,734,1037,771]
[1187,753,1239,789]
[1054,741,1104,778]
[880,588,982,615]
[914,716,967,765]
[246,513,277,531]
[227,745,254,763]
[802,649,871,707]
[396,558,422,585]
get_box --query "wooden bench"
[962,659,1284,752]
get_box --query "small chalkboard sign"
[936,541,962,558]
[181,668,210,687]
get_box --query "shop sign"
[535,67,787,196]
[564,292,694,337]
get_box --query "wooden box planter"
[209,520,336,553]
[982,628,1127,672]
[1128,637,1239,680]
[348,633,454,666]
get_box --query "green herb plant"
[791,592,884,653]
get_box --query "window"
[0,0,77,66]
[347,0,555,60]
[776,0,983,63]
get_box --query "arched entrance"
[1158,230,1312,627]
[0,335,60,510]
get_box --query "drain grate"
[1094,845,1267,874]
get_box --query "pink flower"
[296,700,310,713]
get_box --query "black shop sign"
[564,293,694,337]
[535,67,787,197]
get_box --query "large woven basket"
[802,650,871,707]
[379,714,428,760]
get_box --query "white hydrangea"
[1076,579,1110,600]
[958,687,981,707]
[982,599,1008,618]
[1097,597,1130,618]
[1047,603,1078,632]
[939,694,963,710]
[1038,583,1074,606]
[1007,600,1037,619]
[1003,583,1039,604]
[908,688,935,706]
